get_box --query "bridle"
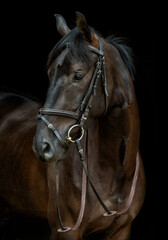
[38,35,140,233]
[38,35,108,148]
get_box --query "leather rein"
[38,36,140,232]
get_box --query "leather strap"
[77,140,140,218]
[57,133,88,232]
[39,108,79,120]
[103,152,140,216]
[37,113,68,148]
[88,45,104,56]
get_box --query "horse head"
[33,12,134,163]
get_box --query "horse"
[33,12,146,240]
[0,92,50,239]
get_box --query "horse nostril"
[42,141,54,161]
[42,142,49,152]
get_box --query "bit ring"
[67,124,84,143]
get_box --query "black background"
[1,1,157,240]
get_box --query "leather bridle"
[38,36,108,148]
[37,35,140,233]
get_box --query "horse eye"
[74,72,84,81]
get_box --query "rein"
[38,35,140,232]
[56,135,140,233]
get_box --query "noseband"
[38,36,108,147]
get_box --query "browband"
[88,45,104,56]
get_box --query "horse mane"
[47,28,135,81]
[106,35,135,81]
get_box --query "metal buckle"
[66,124,84,143]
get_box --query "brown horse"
[0,92,49,239]
[33,12,146,240]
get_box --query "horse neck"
[88,97,140,181]
[87,120,123,182]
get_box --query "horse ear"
[76,12,92,42]
[76,12,99,47]
[54,14,71,36]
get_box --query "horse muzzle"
[33,131,68,163]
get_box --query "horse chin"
[42,148,68,163]
[39,155,66,163]
[34,148,68,163]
